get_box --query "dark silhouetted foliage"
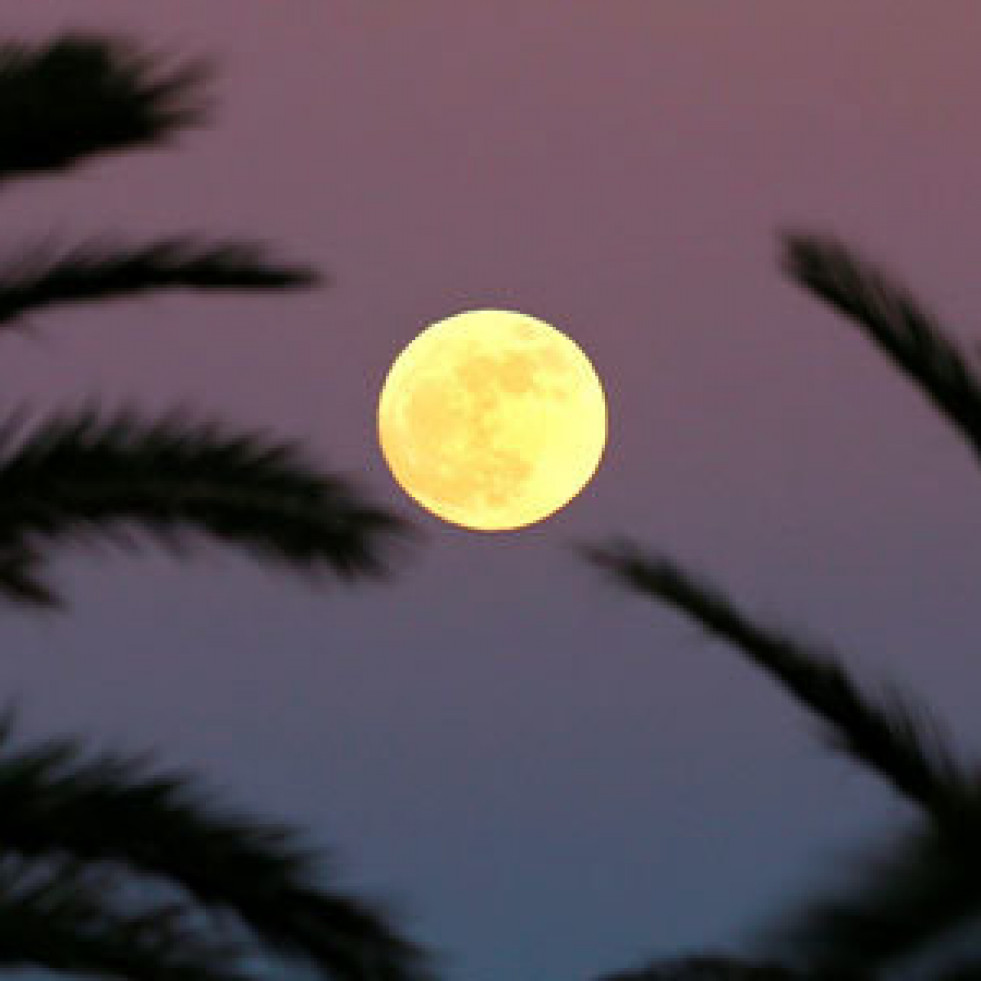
[0,855,246,981]
[585,543,972,821]
[0,408,405,607]
[597,953,844,979]
[0,238,318,328]
[587,234,981,978]
[784,233,981,462]
[0,713,433,981]
[0,35,208,182]
[0,27,432,981]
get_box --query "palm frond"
[583,542,972,821]
[0,408,410,606]
[937,963,981,980]
[0,855,248,981]
[783,233,981,463]
[770,822,981,974]
[0,34,208,182]
[0,543,57,607]
[596,954,845,978]
[0,239,318,327]
[0,714,435,981]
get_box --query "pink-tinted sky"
[3,3,981,979]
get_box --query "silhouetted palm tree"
[0,33,432,981]
[587,234,981,979]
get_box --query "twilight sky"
[3,3,981,980]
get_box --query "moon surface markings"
[378,310,606,531]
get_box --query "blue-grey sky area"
[3,3,981,980]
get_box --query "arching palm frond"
[0,239,318,328]
[584,542,981,976]
[583,542,972,822]
[0,409,410,607]
[937,963,981,980]
[586,236,981,978]
[0,856,246,981]
[0,23,434,981]
[768,818,981,975]
[0,544,58,606]
[0,715,436,981]
[0,35,208,183]
[596,954,842,978]
[783,233,981,464]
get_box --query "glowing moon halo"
[377,309,607,531]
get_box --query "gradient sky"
[3,4,981,980]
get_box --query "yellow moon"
[377,309,606,531]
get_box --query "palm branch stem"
[584,543,973,824]
[0,239,317,328]
[783,234,981,464]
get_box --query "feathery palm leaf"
[0,543,58,606]
[783,234,981,463]
[0,35,207,183]
[597,954,842,978]
[0,239,317,328]
[0,715,435,981]
[0,408,409,607]
[769,818,981,974]
[584,542,981,975]
[0,25,431,981]
[0,856,247,981]
[584,542,972,821]
[938,964,981,980]
[586,237,981,977]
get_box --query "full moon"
[377,309,607,531]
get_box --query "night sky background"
[3,4,981,980]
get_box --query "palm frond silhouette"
[0,238,317,328]
[584,545,972,820]
[0,409,403,607]
[587,235,981,978]
[936,964,981,980]
[0,856,246,981]
[0,32,404,606]
[784,234,981,461]
[0,28,432,981]
[771,822,976,971]
[0,713,430,981]
[598,954,827,979]
[0,35,207,183]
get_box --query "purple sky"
[3,3,981,979]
